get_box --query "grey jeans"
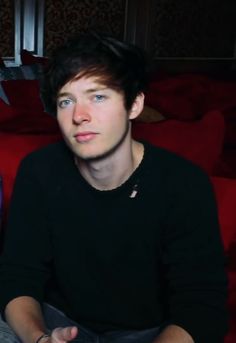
[0,303,161,343]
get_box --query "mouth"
[74,132,98,143]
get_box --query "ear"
[129,92,145,120]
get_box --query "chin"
[73,139,126,162]
[75,147,116,162]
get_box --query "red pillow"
[0,99,59,134]
[1,111,60,135]
[132,110,225,174]
[146,74,212,120]
[210,176,236,251]
[207,80,236,118]
[146,73,236,124]
[0,98,59,134]
[224,118,236,147]
[1,80,44,111]
[20,49,48,66]
[210,176,236,343]
[0,97,17,122]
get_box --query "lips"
[74,132,98,143]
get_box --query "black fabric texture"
[0,141,228,343]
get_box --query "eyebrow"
[57,87,108,99]
[57,92,73,99]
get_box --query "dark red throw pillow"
[146,73,236,125]
[210,176,236,343]
[0,97,17,122]
[145,74,212,120]
[0,95,60,134]
[1,79,44,111]
[132,110,225,174]
[210,176,236,252]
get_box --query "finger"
[53,326,78,341]
[69,326,78,340]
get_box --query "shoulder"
[143,142,212,193]
[145,142,207,175]
[17,140,74,179]
[21,140,70,166]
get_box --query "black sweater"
[0,141,228,343]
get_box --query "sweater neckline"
[71,141,151,199]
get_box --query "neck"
[74,140,144,191]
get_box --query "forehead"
[58,74,123,98]
[60,75,105,91]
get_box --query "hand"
[47,326,78,342]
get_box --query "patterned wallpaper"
[0,0,14,57]
[1,0,235,59]
[151,0,236,58]
[44,0,126,56]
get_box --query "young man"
[0,33,228,343]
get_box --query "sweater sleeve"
[162,166,228,343]
[0,155,52,313]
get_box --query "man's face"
[57,76,140,161]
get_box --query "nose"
[72,103,91,124]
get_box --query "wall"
[0,0,236,70]
[44,0,126,56]
[150,0,236,58]
[0,0,14,57]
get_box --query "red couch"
[0,71,235,342]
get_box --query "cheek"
[57,112,70,130]
[100,115,126,134]
[57,115,64,129]
[115,110,130,129]
[100,104,128,124]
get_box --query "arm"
[5,296,78,343]
[161,166,228,343]
[152,325,194,343]
[0,156,76,343]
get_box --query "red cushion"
[132,110,225,174]
[0,94,59,134]
[0,97,17,122]
[0,99,59,134]
[147,74,236,123]
[210,176,236,343]
[213,151,236,179]
[20,49,48,66]
[210,177,236,251]
[1,80,44,111]
[224,118,236,147]
[1,113,60,135]
[207,80,236,118]
[146,74,212,120]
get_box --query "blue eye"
[57,99,73,109]
[94,95,106,102]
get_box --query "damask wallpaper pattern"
[151,0,236,58]
[0,0,14,57]
[1,0,235,59]
[44,0,126,56]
